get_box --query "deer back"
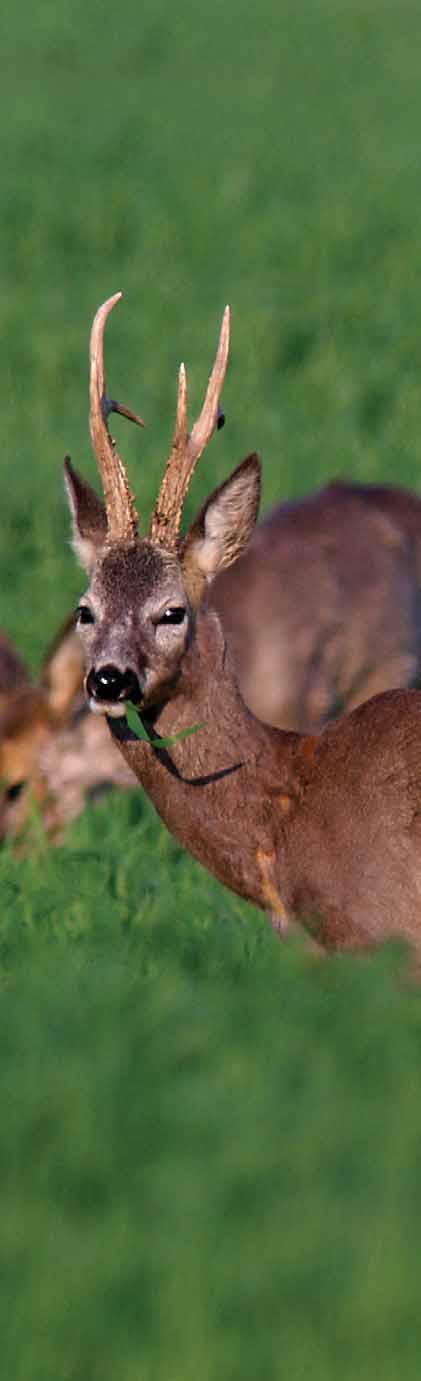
[212,481,421,730]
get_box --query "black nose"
[86,665,141,704]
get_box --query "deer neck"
[108,607,303,914]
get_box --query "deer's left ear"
[64,457,107,573]
[180,453,261,601]
[40,613,85,720]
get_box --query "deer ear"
[0,631,31,694]
[40,613,85,720]
[181,454,261,600]
[64,457,107,573]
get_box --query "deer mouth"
[87,696,128,719]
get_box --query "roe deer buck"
[0,615,135,842]
[65,293,421,952]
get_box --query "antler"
[150,306,230,549]
[89,293,144,544]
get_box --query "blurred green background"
[2,0,421,1375]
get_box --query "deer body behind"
[212,481,421,730]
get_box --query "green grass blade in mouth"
[126,702,205,748]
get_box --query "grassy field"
[2,0,421,1375]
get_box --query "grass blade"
[126,702,205,748]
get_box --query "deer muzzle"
[86,664,142,716]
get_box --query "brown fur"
[107,616,421,952]
[0,631,31,695]
[211,480,421,729]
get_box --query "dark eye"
[77,605,94,626]
[5,781,25,802]
[158,607,186,626]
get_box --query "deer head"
[0,615,135,844]
[0,617,86,837]
[65,294,261,720]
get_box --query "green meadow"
[2,0,421,1374]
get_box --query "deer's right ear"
[64,457,107,573]
[180,453,261,603]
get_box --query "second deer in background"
[212,478,421,730]
[0,617,135,842]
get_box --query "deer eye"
[157,607,186,626]
[5,781,25,802]
[77,605,95,626]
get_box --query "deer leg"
[268,909,290,939]
[256,846,290,937]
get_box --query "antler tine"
[150,306,230,549]
[89,293,143,544]
[174,360,188,440]
[189,304,230,458]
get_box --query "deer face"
[76,540,192,716]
